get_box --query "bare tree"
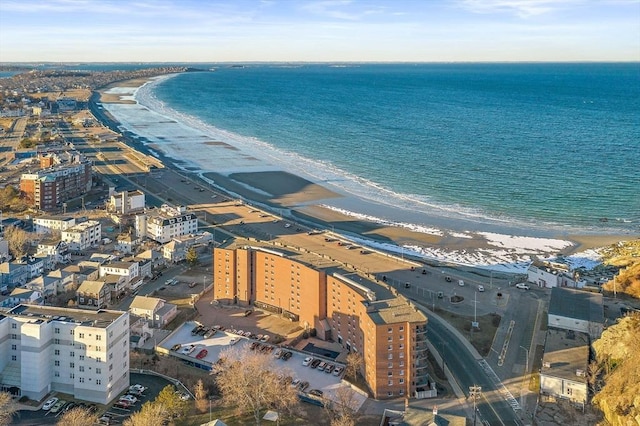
[123,401,169,426]
[215,346,299,425]
[3,225,30,260]
[344,352,363,383]
[193,378,208,413]
[324,386,360,426]
[587,361,603,393]
[56,406,95,426]
[0,392,17,426]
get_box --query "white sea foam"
[321,205,443,236]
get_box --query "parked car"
[244,310,253,317]
[63,402,77,413]
[458,280,465,286]
[260,335,270,343]
[180,344,196,355]
[274,348,283,358]
[333,366,344,376]
[98,414,113,425]
[317,361,327,370]
[129,384,146,394]
[477,285,485,292]
[196,349,208,359]
[298,381,309,391]
[445,276,452,282]
[302,356,313,366]
[311,359,322,368]
[229,337,239,345]
[119,394,138,404]
[282,351,293,361]
[308,389,323,397]
[515,283,530,290]
[324,364,335,374]
[50,400,67,414]
[42,397,58,411]
[171,343,181,351]
[291,379,301,388]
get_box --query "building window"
[388,354,393,360]
[11,345,17,351]
[11,323,16,329]
[96,335,102,341]
[54,360,60,366]
[388,371,393,377]
[80,355,84,361]
[70,362,74,368]
[399,389,404,395]
[54,371,60,377]
[387,391,393,397]
[96,368,101,374]
[55,327,60,334]
[388,345,392,351]
[399,326,404,331]
[399,378,405,384]
[400,370,404,376]
[10,334,17,339]
[388,380,393,386]
[79,333,84,338]
[11,355,16,361]
[388,336,393,342]
[70,351,75,357]
[388,362,393,368]
[79,378,84,383]
[96,379,101,385]
[54,349,60,355]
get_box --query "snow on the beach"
[478,232,574,253]
[321,205,443,236]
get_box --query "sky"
[0,0,639,63]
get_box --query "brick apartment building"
[213,244,429,399]
[20,154,91,211]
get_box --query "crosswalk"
[478,359,521,411]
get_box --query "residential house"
[24,275,60,298]
[115,233,138,255]
[0,262,28,291]
[136,249,164,269]
[23,257,45,280]
[548,287,604,339]
[100,261,140,289]
[76,280,111,309]
[107,189,145,215]
[129,296,177,328]
[62,264,99,286]
[47,268,76,293]
[1,288,43,308]
[161,239,188,263]
[122,256,152,280]
[540,328,589,407]
[36,239,70,266]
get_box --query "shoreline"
[93,76,637,272]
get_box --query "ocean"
[139,63,639,237]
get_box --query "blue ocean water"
[151,63,640,234]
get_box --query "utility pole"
[469,385,482,426]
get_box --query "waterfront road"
[425,310,523,426]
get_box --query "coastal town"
[0,67,638,426]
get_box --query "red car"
[196,349,208,359]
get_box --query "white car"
[516,283,530,290]
[477,285,485,292]
[229,337,239,345]
[129,384,146,394]
[180,344,196,355]
[42,397,58,411]
[302,356,313,366]
[458,280,465,286]
[119,395,138,404]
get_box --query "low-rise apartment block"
[135,205,197,244]
[62,220,101,251]
[34,216,76,235]
[107,189,145,215]
[0,305,130,404]
[213,244,428,399]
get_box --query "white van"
[458,280,465,286]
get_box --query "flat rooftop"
[541,327,589,383]
[549,287,604,324]
[365,297,427,325]
[8,304,125,328]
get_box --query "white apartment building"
[99,261,140,288]
[62,221,102,251]
[135,205,198,244]
[107,190,145,215]
[0,305,130,404]
[34,216,76,235]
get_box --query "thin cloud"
[301,0,385,21]
[457,0,578,18]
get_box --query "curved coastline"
[93,75,636,273]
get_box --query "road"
[426,310,523,426]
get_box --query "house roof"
[541,327,589,383]
[10,288,37,298]
[130,296,163,312]
[549,287,604,324]
[77,280,106,294]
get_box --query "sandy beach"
[95,76,637,273]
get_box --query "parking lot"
[12,372,174,425]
